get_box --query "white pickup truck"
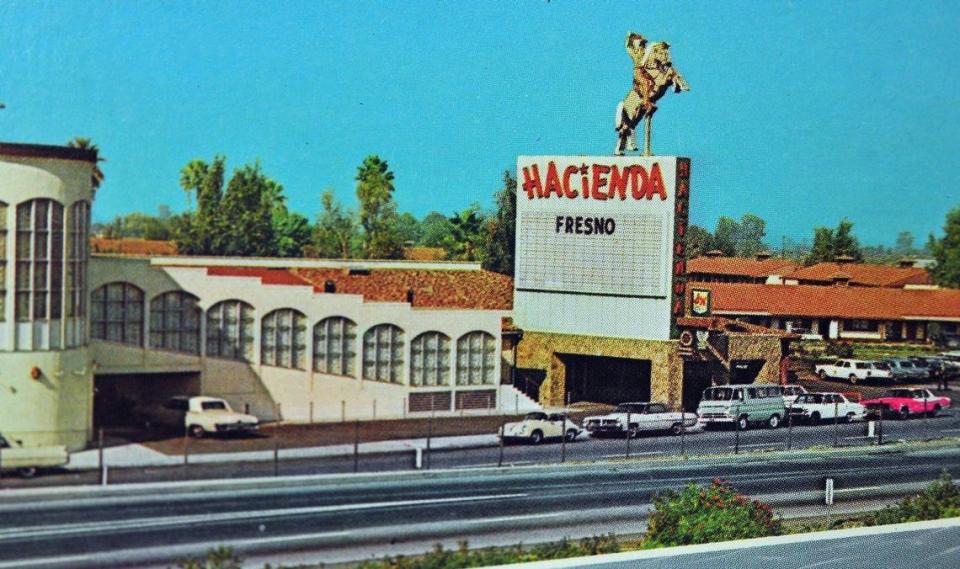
[583,402,699,437]
[814,359,892,385]
[0,433,69,478]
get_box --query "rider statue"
[616,31,689,156]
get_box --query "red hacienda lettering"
[522,161,670,201]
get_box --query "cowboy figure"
[625,32,655,114]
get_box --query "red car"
[862,388,951,419]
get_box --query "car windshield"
[614,403,646,414]
[912,390,929,398]
[884,389,913,398]
[872,362,890,370]
[524,412,547,421]
[201,401,228,411]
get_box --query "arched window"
[410,331,451,386]
[314,317,357,376]
[150,291,201,354]
[65,201,90,347]
[206,300,255,361]
[456,331,497,385]
[261,309,307,369]
[362,324,404,383]
[14,199,64,322]
[91,282,144,346]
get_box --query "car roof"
[188,396,226,403]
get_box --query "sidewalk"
[66,433,499,470]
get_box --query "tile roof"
[402,246,447,261]
[90,238,178,256]
[686,256,797,278]
[690,282,960,320]
[784,262,931,287]
[202,265,514,310]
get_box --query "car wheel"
[810,411,821,426]
[848,374,859,385]
[737,416,749,431]
[845,412,857,423]
[768,414,781,429]
[17,467,37,479]
[189,424,206,439]
[529,430,544,445]
[670,422,684,436]
[565,429,578,442]
[819,370,828,381]
[928,405,941,418]
[899,407,910,420]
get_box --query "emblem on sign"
[696,330,710,350]
[691,289,711,316]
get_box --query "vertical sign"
[671,158,691,338]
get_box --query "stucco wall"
[727,334,783,384]
[515,331,682,409]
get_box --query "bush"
[644,479,781,547]
[356,536,619,569]
[175,546,243,569]
[823,342,855,359]
[869,471,960,526]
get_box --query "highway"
[0,445,957,568]
[3,411,959,488]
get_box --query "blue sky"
[1,0,958,246]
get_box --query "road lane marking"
[0,554,95,568]
[725,443,783,449]
[0,493,529,542]
[940,429,960,433]
[600,452,665,459]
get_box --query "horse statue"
[615,33,690,156]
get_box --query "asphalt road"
[0,446,957,568]
[4,410,959,489]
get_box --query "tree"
[395,212,422,246]
[806,226,835,265]
[175,157,226,255]
[928,207,960,288]
[443,204,488,262]
[483,171,517,275]
[67,137,105,191]
[355,155,403,259]
[712,217,737,256]
[895,231,916,256]
[685,224,713,259]
[420,211,455,248]
[804,219,863,265]
[314,189,356,258]
[734,214,766,257]
[99,212,175,240]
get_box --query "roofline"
[713,310,771,316]
[0,142,98,163]
[149,256,482,271]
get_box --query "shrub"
[823,342,855,359]
[175,546,243,569]
[868,471,960,526]
[644,479,781,547]
[355,536,619,569]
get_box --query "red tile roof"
[784,262,931,287]
[202,265,514,310]
[403,247,447,261]
[294,268,513,310]
[90,238,178,256]
[687,256,797,278]
[691,282,960,320]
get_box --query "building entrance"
[562,354,651,405]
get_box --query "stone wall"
[515,331,682,409]
[727,334,784,384]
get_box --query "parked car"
[814,359,893,384]
[500,411,581,444]
[697,385,786,430]
[787,392,866,424]
[137,396,260,438]
[582,402,699,437]
[0,433,68,478]
[908,356,939,379]
[781,384,809,406]
[884,358,927,383]
[862,388,951,420]
[938,352,960,376]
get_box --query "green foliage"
[806,219,863,265]
[443,204,488,262]
[174,157,309,257]
[869,471,960,525]
[97,211,176,240]
[420,212,455,248]
[174,546,243,569]
[355,536,619,569]
[356,155,403,259]
[709,214,767,257]
[686,224,714,259]
[712,216,737,256]
[67,136,105,190]
[312,189,357,258]
[928,207,960,288]
[644,479,781,547]
[483,171,517,275]
[823,342,855,359]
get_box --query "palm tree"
[66,137,105,191]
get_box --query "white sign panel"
[513,155,690,341]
